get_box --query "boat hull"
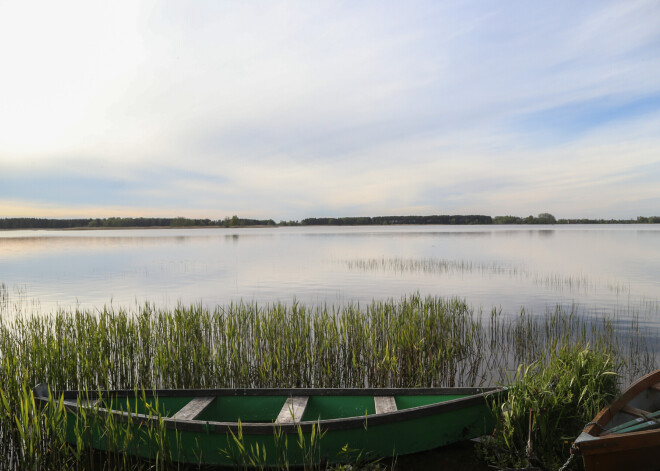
[36,387,503,466]
[578,432,660,471]
[575,369,660,471]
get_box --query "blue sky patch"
[516,93,660,142]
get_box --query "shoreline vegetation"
[1,213,660,230]
[0,286,658,470]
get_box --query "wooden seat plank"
[650,383,660,393]
[173,397,215,421]
[62,398,99,408]
[621,404,652,419]
[374,396,397,414]
[276,396,309,424]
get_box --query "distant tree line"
[0,216,280,230]
[300,215,493,225]
[0,217,216,229]
[221,216,277,227]
[557,216,660,224]
[493,214,660,225]
[1,213,659,230]
[493,213,557,224]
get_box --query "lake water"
[1,225,659,323]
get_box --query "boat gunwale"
[576,427,660,455]
[36,386,505,435]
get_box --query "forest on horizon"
[1,213,659,230]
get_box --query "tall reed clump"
[478,346,619,470]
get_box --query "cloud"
[1,0,659,219]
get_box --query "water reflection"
[536,230,555,237]
[0,226,658,322]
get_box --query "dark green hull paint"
[36,387,504,467]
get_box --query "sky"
[1,0,660,221]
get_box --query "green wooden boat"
[34,385,504,467]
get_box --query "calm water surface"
[1,225,659,322]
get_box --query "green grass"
[478,346,619,470]
[0,286,657,470]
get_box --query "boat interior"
[66,392,473,423]
[599,380,660,435]
[610,382,660,426]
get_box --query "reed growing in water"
[0,289,657,470]
[478,346,620,470]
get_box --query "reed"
[220,420,330,471]
[478,346,619,470]
[0,293,657,469]
[343,257,632,295]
